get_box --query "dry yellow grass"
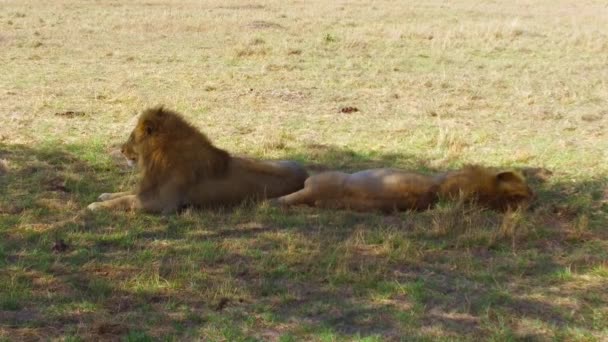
[1,0,607,340]
[2,1,606,171]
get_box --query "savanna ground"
[1,0,607,340]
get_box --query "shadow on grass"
[0,143,118,224]
[1,143,607,340]
[284,142,435,173]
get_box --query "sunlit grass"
[1,0,607,340]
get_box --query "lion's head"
[493,170,535,208]
[120,132,139,167]
[439,166,535,211]
[122,106,230,179]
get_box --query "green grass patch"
[1,0,607,340]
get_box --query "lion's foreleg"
[87,194,141,212]
[87,193,179,214]
[136,182,183,214]
[97,191,133,202]
[138,196,179,215]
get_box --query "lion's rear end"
[267,160,309,196]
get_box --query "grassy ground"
[1,0,607,340]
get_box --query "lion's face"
[495,171,535,209]
[120,132,140,168]
[120,109,164,168]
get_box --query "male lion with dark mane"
[87,106,308,214]
[273,165,534,212]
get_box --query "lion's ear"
[496,171,523,184]
[143,120,155,136]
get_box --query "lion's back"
[302,168,438,211]
[186,157,309,205]
[346,169,436,197]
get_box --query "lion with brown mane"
[87,106,308,214]
[272,165,534,212]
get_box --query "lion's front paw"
[97,193,113,201]
[87,202,104,212]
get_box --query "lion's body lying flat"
[276,169,439,212]
[88,107,308,213]
[275,165,533,212]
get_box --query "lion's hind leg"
[272,188,315,207]
[270,171,346,208]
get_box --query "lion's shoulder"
[230,157,307,180]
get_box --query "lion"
[272,169,440,212]
[87,106,309,214]
[273,165,534,212]
[435,165,534,211]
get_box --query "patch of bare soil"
[0,203,24,214]
[214,297,230,311]
[0,308,41,325]
[95,322,129,337]
[104,295,135,314]
[46,178,69,193]
[246,20,285,30]
[51,239,69,253]
[54,111,86,118]
[340,106,359,114]
[219,4,265,10]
